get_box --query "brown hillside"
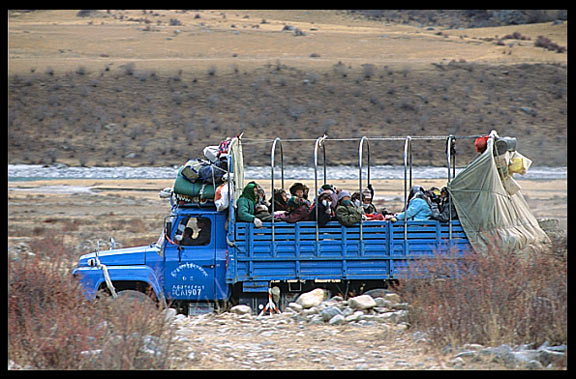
[8,10,567,167]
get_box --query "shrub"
[76,66,88,76]
[361,64,376,79]
[8,247,176,369]
[398,242,567,348]
[502,31,530,40]
[534,36,566,53]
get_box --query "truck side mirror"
[165,216,174,238]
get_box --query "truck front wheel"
[115,290,158,313]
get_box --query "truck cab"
[160,207,230,304]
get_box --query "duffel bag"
[174,167,216,199]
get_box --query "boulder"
[383,293,402,304]
[320,306,343,322]
[287,302,303,312]
[230,304,251,315]
[328,314,345,325]
[348,295,377,310]
[296,288,325,309]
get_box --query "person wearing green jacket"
[335,190,363,227]
[236,182,263,227]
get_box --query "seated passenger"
[268,188,289,213]
[394,185,432,221]
[308,191,335,227]
[289,182,312,209]
[361,187,377,215]
[335,190,363,227]
[318,183,338,214]
[180,227,195,245]
[430,186,459,222]
[277,196,310,223]
[181,218,211,246]
[236,182,263,227]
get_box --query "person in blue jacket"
[395,185,432,221]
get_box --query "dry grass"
[8,243,176,369]
[397,241,567,349]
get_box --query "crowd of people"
[234,180,458,228]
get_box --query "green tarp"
[448,136,550,255]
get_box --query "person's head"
[242,182,258,202]
[361,189,372,204]
[273,188,288,203]
[408,185,424,202]
[441,186,448,199]
[183,227,193,238]
[320,183,335,194]
[197,218,208,229]
[338,190,352,206]
[318,192,332,202]
[289,182,306,198]
[428,187,441,203]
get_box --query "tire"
[115,290,158,313]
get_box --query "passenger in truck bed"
[236,182,263,228]
[394,185,432,221]
[277,196,310,223]
[308,191,335,227]
[335,190,363,226]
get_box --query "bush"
[534,36,566,53]
[8,251,176,369]
[398,243,567,348]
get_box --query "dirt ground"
[8,10,567,76]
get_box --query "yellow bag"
[508,152,532,175]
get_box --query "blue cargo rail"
[227,219,471,288]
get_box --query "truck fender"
[75,265,163,302]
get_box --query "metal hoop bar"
[358,136,371,245]
[270,137,284,250]
[403,136,412,242]
[314,135,327,246]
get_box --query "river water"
[8,164,567,181]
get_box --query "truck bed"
[226,220,472,287]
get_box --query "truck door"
[165,215,215,301]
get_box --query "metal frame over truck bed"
[224,134,478,295]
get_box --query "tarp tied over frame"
[448,136,551,255]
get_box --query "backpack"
[181,159,205,183]
[198,157,228,184]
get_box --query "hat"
[321,183,335,192]
[429,187,441,197]
[362,188,372,199]
[338,190,351,201]
[289,182,306,196]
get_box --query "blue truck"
[72,135,473,314]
